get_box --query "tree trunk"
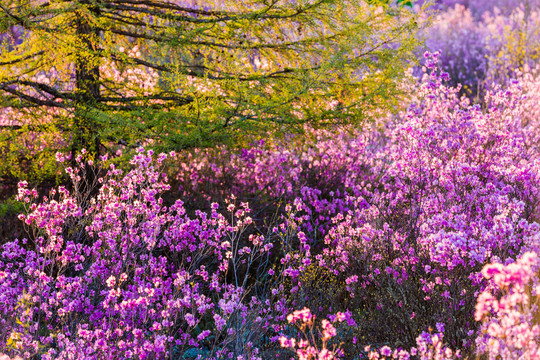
[73,0,102,207]
[73,0,101,159]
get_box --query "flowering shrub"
[0,149,317,359]
[171,51,540,357]
[306,52,540,354]
[416,0,539,17]
[173,130,362,245]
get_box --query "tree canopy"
[0,0,423,175]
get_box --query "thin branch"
[1,80,73,100]
[99,94,193,103]
[103,0,230,17]
[0,51,45,66]
[0,85,66,108]
[100,12,156,28]
[102,102,186,111]
[99,0,320,24]
[108,53,227,78]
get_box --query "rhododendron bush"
[173,52,540,356]
[1,49,540,359]
[0,149,314,359]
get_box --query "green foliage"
[0,125,67,183]
[0,0,425,180]
[367,0,413,7]
[0,197,24,218]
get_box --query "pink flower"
[321,319,336,340]
[317,348,334,360]
[279,336,296,348]
[380,346,392,357]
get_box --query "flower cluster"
[366,332,458,360]
[0,148,316,359]
[475,252,540,359]
[279,308,345,360]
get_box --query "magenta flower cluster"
[0,149,317,359]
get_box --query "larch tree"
[0,0,423,179]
